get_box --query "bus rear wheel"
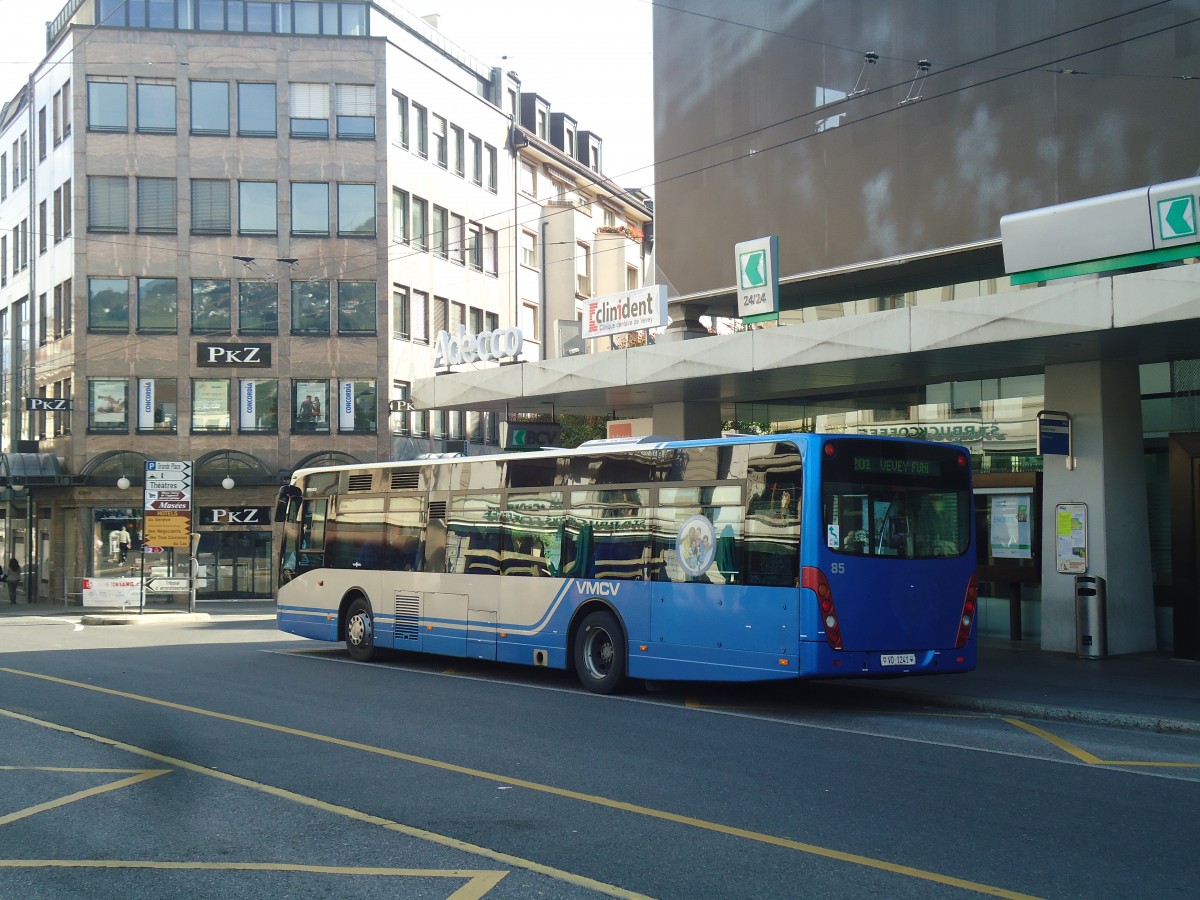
[344,597,376,662]
[574,610,628,694]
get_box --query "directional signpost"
[735,235,780,322]
[141,460,194,613]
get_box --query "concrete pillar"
[1040,360,1156,654]
[658,302,709,343]
[652,401,722,440]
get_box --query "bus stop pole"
[188,532,200,614]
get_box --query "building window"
[136,177,177,233]
[431,205,447,258]
[61,79,72,138]
[62,277,73,335]
[337,183,376,236]
[137,277,178,333]
[432,114,447,167]
[38,202,47,255]
[38,292,50,346]
[467,222,483,272]
[87,78,127,132]
[338,380,377,433]
[335,84,375,138]
[88,379,129,432]
[411,197,427,249]
[412,102,428,157]
[291,182,329,235]
[449,214,465,265]
[484,142,499,192]
[289,83,330,137]
[293,379,330,432]
[238,379,279,432]
[393,285,409,339]
[238,281,278,334]
[88,277,130,332]
[190,81,229,135]
[520,161,536,196]
[412,289,429,344]
[391,188,409,243]
[196,0,225,29]
[37,107,47,160]
[191,279,232,333]
[521,230,538,268]
[393,92,409,149]
[451,124,465,176]
[237,82,277,136]
[53,92,61,146]
[520,301,539,341]
[291,280,330,334]
[192,378,232,432]
[337,281,376,334]
[392,380,411,435]
[292,0,320,33]
[483,228,498,276]
[576,242,591,296]
[470,135,483,185]
[627,265,640,291]
[88,176,129,232]
[136,80,176,133]
[238,181,278,235]
[135,377,178,432]
[191,179,231,234]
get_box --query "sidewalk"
[823,638,1200,735]
[3,601,1198,733]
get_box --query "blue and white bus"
[275,434,977,692]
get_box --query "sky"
[0,0,656,192]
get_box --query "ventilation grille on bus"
[347,474,374,492]
[428,501,447,521]
[394,592,420,642]
[391,470,420,491]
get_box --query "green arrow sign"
[739,250,767,289]
[1158,195,1197,241]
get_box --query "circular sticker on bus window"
[677,514,716,577]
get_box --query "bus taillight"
[955,572,979,648]
[802,566,844,650]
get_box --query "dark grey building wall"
[653,0,1200,295]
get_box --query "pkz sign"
[26,397,72,411]
[199,506,271,525]
[433,325,523,368]
[197,342,272,367]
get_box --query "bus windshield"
[822,439,971,558]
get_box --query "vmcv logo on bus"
[433,324,523,367]
[575,581,621,596]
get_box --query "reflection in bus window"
[503,491,562,576]
[567,488,650,580]
[384,496,424,571]
[446,492,501,574]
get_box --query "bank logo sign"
[735,236,779,317]
[1157,194,1198,241]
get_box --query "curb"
[79,612,213,626]
[866,687,1200,736]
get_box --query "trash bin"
[1074,575,1107,659]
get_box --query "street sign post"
[142,460,194,613]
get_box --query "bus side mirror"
[276,485,301,522]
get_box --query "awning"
[0,452,67,487]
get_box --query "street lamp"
[221,476,235,490]
[117,475,131,490]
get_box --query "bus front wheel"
[344,597,376,662]
[574,610,628,694]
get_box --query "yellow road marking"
[0,861,505,898]
[0,768,170,827]
[1001,717,1200,767]
[0,705,647,900]
[1,669,1036,899]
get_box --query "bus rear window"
[821,440,971,558]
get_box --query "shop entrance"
[196,531,273,599]
[1169,434,1200,660]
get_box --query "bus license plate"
[881,653,916,667]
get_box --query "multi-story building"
[0,0,652,603]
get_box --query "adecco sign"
[433,324,524,368]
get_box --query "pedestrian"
[3,557,20,604]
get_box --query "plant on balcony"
[597,224,644,243]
